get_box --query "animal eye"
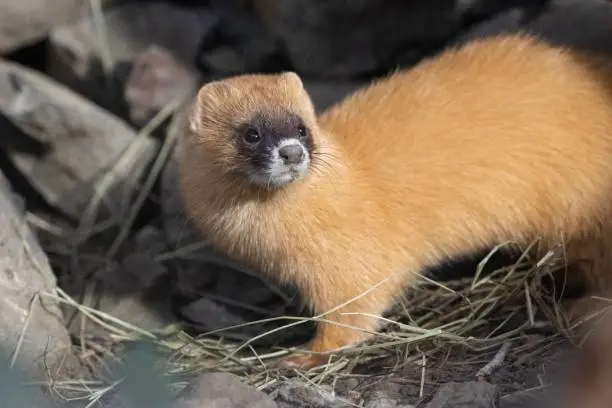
[243,128,261,144]
[297,124,307,138]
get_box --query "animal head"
[188,72,319,188]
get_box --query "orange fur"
[178,34,612,369]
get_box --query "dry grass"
[39,240,600,405]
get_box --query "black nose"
[278,144,305,165]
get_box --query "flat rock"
[0,170,75,380]
[47,0,215,119]
[174,372,278,408]
[0,0,117,54]
[0,58,158,221]
[425,382,500,408]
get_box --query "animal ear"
[196,80,235,105]
[188,98,204,134]
[279,71,304,90]
[189,81,233,133]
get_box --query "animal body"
[178,33,612,369]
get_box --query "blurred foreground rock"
[175,372,278,408]
[0,171,76,380]
[0,58,158,221]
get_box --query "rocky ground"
[1,0,612,407]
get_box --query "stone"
[174,372,278,408]
[365,397,410,408]
[0,170,75,380]
[362,380,415,408]
[273,380,354,408]
[0,0,117,54]
[425,382,499,408]
[0,58,158,221]
[47,0,216,120]
[124,45,200,126]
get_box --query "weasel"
[178,33,612,369]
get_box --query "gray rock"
[363,383,415,408]
[0,58,158,221]
[425,382,500,408]
[365,397,411,408]
[47,0,215,119]
[273,380,354,408]
[0,0,117,53]
[0,170,75,380]
[174,372,278,408]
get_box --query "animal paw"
[276,353,330,370]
